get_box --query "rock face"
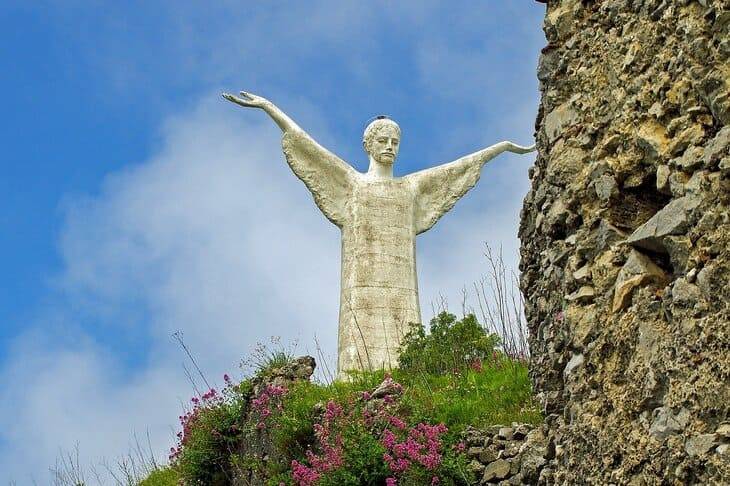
[461,423,550,485]
[520,0,730,484]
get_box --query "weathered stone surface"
[612,250,668,312]
[649,406,690,440]
[521,1,730,483]
[671,278,702,306]
[482,459,511,482]
[704,126,730,167]
[594,174,618,201]
[544,99,579,144]
[562,353,584,378]
[566,285,595,304]
[462,424,547,485]
[626,195,702,253]
[498,427,514,441]
[685,433,718,457]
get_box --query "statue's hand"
[222,91,271,109]
[506,142,537,154]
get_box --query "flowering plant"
[288,376,464,486]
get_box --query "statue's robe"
[282,130,484,377]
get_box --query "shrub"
[171,379,251,485]
[284,378,471,486]
[138,466,180,486]
[398,312,500,375]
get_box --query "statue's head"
[363,116,401,165]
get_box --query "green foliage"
[138,466,180,486]
[173,381,251,485]
[398,312,501,375]
[399,361,541,434]
[140,316,539,485]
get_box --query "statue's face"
[367,125,400,165]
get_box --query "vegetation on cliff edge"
[140,312,539,486]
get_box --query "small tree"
[398,313,500,375]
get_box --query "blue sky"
[1,2,545,483]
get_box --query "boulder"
[482,459,511,482]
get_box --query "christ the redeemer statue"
[223,91,535,378]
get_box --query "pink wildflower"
[291,460,320,486]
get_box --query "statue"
[223,91,535,378]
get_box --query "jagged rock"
[671,278,702,306]
[369,376,403,400]
[612,250,668,312]
[468,446,485,458]
[566,286,595,304]
[716,423,730,439]
[572,264,592,283]
[507,473,524,485]
[663,235,692,273]
[703,126,730,167]
[656,165,671,194]
[650,407,690,440]
[498,427,514,441]
[519,428,548,482]
[626,195,702,253]
[253,356,316,393]
[685,434,718,457]
[238,356,316,485]
[468,459,486,475]
[669,171,689,197]
[636,120,670,162]
[461,424,547,484]
[563,353,584,378]
[719,156,730,175]
[669,125,705,156]
[594,174,618,201]
[479,448,498,464]
[544,100,580,143]
[671,145,704,172]
[482,459,511,483]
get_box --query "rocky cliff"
[520,0,729,483]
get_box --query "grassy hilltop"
[139,313,540,486]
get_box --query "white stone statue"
[223,91,535,378]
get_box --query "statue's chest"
[348,179,415,230]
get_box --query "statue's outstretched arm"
[222,91,357,228]
[446,141,536,171]
[222,91,304,134]
[407,140,536,234]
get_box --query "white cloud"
[0,328,186,485]
[1,97,345,484]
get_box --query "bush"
[398,312,500,375]
[171,379,252,485]
[138,466,180,486]
[283,379,470,486]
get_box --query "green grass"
[399,360,541,432]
